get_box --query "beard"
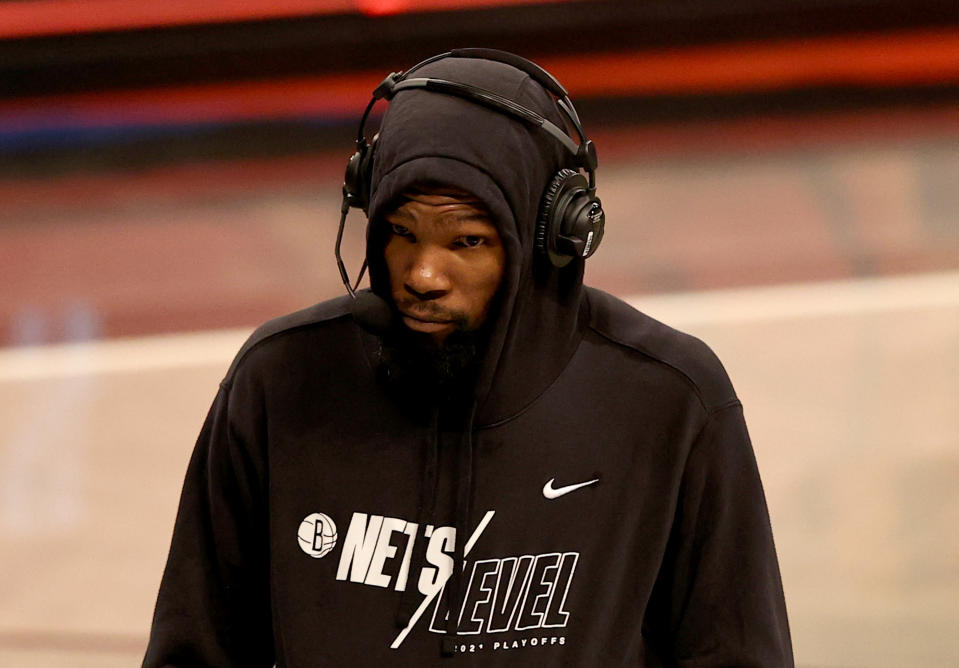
[375,323,484,416]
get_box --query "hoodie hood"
[366,56,588,427]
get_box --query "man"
[144,49,793,666]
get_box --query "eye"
[455,235,485,248]
[390,223,413,239]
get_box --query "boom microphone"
[334,197,395,335]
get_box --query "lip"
[400,312,455,334]
[399,310,452,325]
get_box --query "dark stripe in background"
[3,0,959,173]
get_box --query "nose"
[403,246,451,300]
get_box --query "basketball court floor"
[1,108,958,666]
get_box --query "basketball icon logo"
[297,512,338,558]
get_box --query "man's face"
[383,188,506,346]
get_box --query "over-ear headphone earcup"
[536,169,605,268]
[536,169,577,267]
[343,136,378,213]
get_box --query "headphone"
[335,47,605,300]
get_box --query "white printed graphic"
[542,477,599,500]
[331,509,580,651]
[391,510,495,649]
[429,551,578,635]
[298,512,338,558]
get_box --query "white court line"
[628,270,959,328]
[0,270,957,383]
[0,328,252,383]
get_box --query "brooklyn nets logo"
[298,512,338,558]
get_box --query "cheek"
[466,251,506,307]
[383,240,407,288]
[487,247,507,292]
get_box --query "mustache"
[394,299,469,326]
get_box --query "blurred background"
[1,1,958,666]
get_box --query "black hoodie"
[144,56,793,666]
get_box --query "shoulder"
[584,286,737,412]
[221,295,356,386]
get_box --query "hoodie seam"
[474,364,561,430]
[476,322,586,430]
[586,323,716,415]
[219,314,354,391]
[476,292,589,430]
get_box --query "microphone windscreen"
[351,290,394,335]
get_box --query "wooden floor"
[1,107,958,667]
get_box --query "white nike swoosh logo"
[542,477,599,499]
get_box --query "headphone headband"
[357,50,597,181]
[389,78,581,157]
[438,48,570,99]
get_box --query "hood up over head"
[366,55,589,427]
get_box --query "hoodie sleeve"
[645,401,793,667]
[143,377,274,667]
